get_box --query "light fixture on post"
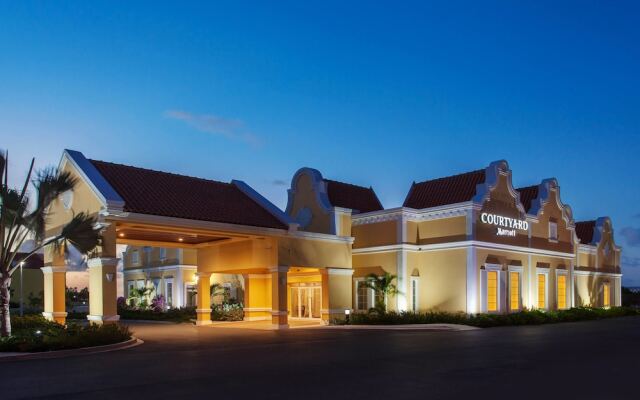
[344,308,351,324]
[19,261,24,317]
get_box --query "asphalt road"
[3,317,640,400]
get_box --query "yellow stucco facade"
[41,152,622,330]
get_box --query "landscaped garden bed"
[338,307,640,328]
[0,315,132,353]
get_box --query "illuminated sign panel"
[480,213,528,237]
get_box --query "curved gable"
[474,160,529,246]
[285,168,336,234]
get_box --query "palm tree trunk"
[0,276,12,337]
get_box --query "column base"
[272,324,289,330]
[196,308,212,326]
[87,314,120,325]
[42,311,68,324]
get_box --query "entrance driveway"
[3,316,640,399]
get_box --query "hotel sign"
[480,213,528,237]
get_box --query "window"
[166,279,174,307]
[549,221,558,241]
[159,248,167,261]
[509,272,520,311]
[356,280,369,311]
[557,275,567,309]
[487,271,498,312]
[131,250,140,265]
[127,280,135,297]
[411,278,419,312]
[537,274,546,309]
[603,283,610,307]
[186,284,197,307]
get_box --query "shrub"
[117,306,196,323]
[340,307,640,327]
[211,302,244,321]
[0,315,132,352]
[151,295,167,312]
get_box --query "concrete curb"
[320,323,480,331]
[0,337,143,362]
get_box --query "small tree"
[128,286,153,309]
[364,272,401,312]
[0,150,101,337]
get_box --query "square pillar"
[195,272,212,326]
[87,257,120,324]
[321,268,354,324]
[270,266,289,329]
[41,266,67,324]
[242,273,272,321]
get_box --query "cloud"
[620,226,640,247]
[272,179,287,186]
[165,110,261,147]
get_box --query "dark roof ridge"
[414,168,485,185]
[89,159,230,186]
[323,178,374,191]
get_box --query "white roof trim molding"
[231,180,293,227]
[351,203,473,226]
[528,178,575,228]
[59,149,125,211]
[472,160,526,215]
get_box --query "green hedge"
[118,307,196,323]
[0,315,132,352]
[340,307,640,328]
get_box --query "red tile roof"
[575,220,596,244]
[323,179,383,214]
[516,185,539,213]
[90,160,288,230]
[403,169,486,209]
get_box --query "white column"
[174,266,184,308]
[466,246,478,314]
[396,250,408,311]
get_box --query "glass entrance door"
[290,286,321,319]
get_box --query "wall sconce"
[105,273,115,282]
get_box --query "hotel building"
[42,150,621,327]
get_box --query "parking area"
[3,316,640,399]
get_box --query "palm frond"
[56,213,101,255]
[29,168,78,242]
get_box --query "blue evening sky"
[1,1,639,284]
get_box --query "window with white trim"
[509,271,520,311]
[603,282,610,307]
[131,250,140,265]
[159,248,167,261]
[537,273,547,309]
[557,274,567,310]
[355,280,371,311]
[549,221,558,241]
[487,271,498,312]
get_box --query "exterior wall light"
[345,309,351,324]
[106,273,115,282]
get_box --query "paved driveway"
[3,316,640,399]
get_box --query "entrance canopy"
[42,150,354,328]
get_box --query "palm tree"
[128,286,154,309]
[364,272,401,312]
[0,150,101,337]
[210,283,228,304]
